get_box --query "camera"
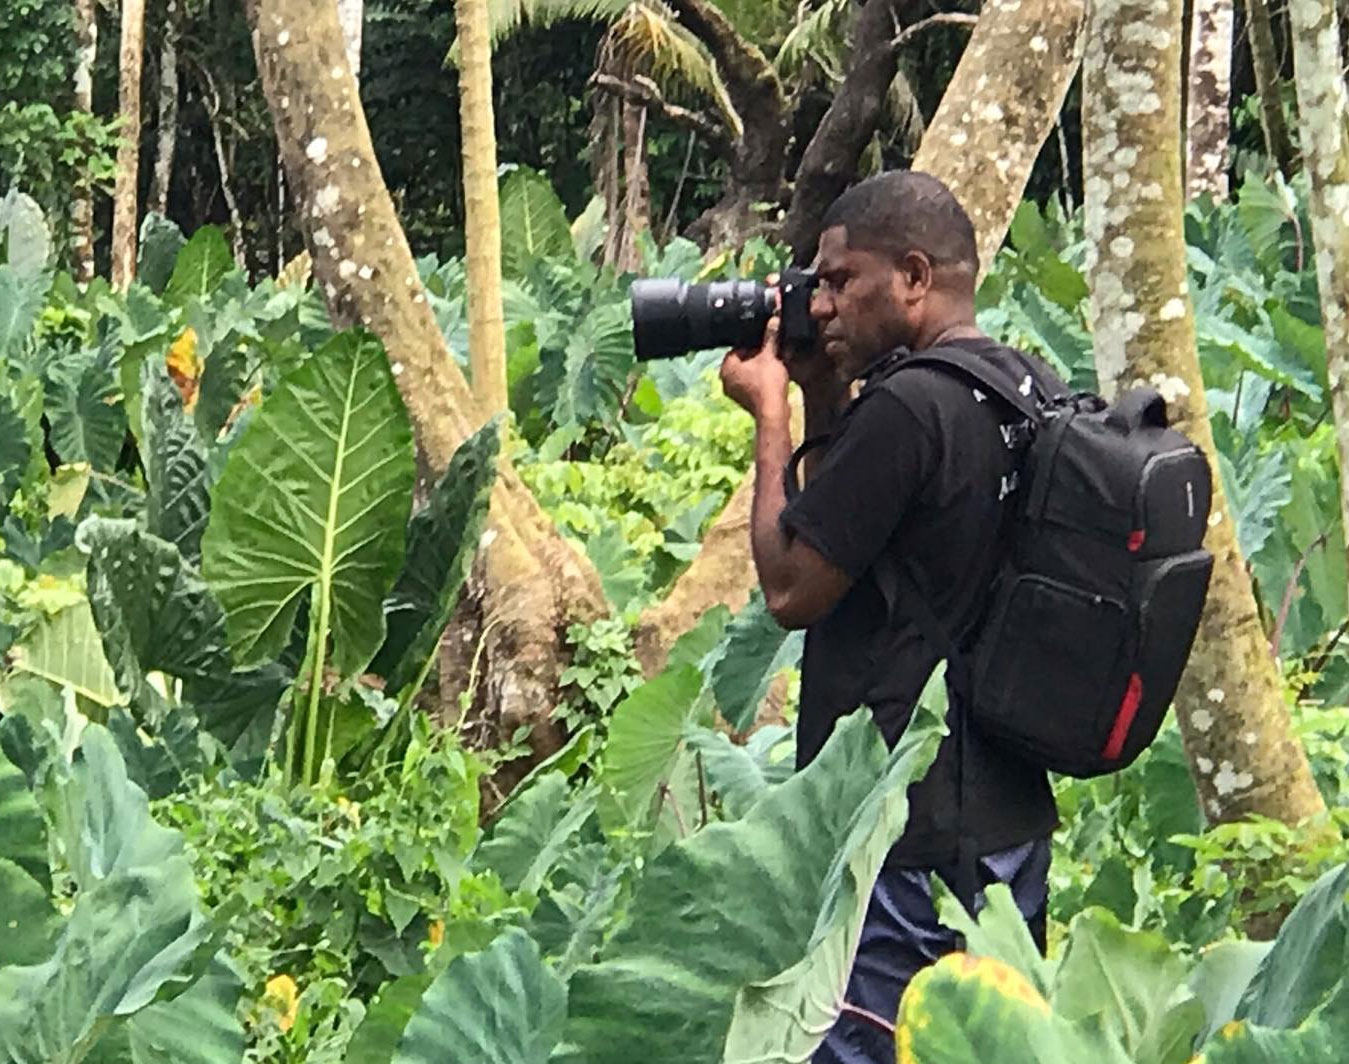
[629,266,818,361]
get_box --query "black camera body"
[630,267,818,361]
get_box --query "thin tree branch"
[890,12,978,49]
[659,780,689,837]
[589,73,731,152]
[840,1002,896,1035]
[1271,531,1328,658]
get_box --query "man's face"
[809,225,919,380]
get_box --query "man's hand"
[720,313,789,420]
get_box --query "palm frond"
[774,0,850,82]
[446,0,628,61]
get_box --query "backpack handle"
[1107,387,1169,432]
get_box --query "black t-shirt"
[779,337,1060,867]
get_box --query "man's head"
[810,171,979,380]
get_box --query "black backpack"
[881,345,1215,779]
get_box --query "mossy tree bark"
[454,0,507,412]
[73,0,98,282]
[1245,0,1299,174]
[111,0,146,288]
[148,4,181,217]
[633,0,1085,674]
[243,0,603,762]
[1084,0,1324,824]
[1290,0,1349,644]
[1185,0,1233,199]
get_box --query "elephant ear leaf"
[202,329,415,677]
[370,419,499,695]
[141,361,210,564]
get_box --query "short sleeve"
[779,390,939,580]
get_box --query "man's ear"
[893,250,932,304]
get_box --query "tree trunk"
[455,0,507,412]
[72,0,97,283]
[1245,0,1299,173]
[633,0,1085,673]
[911,0,1085,278]
[148,3,181,217]
[336,0,362,77]
[1186,0,1234,199]
[243,0,604,761]
[1290,0,1349,657]
[111,0,147,289]
[781,0,919,262]
[1083,0,1325,825]
[616,101,650,272]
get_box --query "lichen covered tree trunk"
[634,0,1084,673]
[111,0,146,288]
[243,0,603,761]
[336,0,362,76]
[1186,0,1233,199]
[148,5,181,216]
[72,0,97,282]
[454,0,507,412]
[1083,0,1324,824]
[1290,0,1349,637]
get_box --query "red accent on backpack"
[1102,673,1143,760]
[1127,530,1146,552]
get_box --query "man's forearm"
[748,402,798,604]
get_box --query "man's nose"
[810,287,833,319]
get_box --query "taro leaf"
[1201,981,1349,1063]
[0,389,29,521]
[136,214,186,295]
[683,725,791,820]
[9,601,123,707]
[45,341,128,473]
[0,190,52,275]
[1189,940,1274,1046]
[570,195,606,263]
[3,514,77,573]
[81,517,288,751]
[1051,908,1204,1064]
[164,227,234,307]
[1139,727,1203,874]
[1196,312,1321,400]
[566,708,901,1064]
[104,705,207,801]
[499,167,574,277]
[194,342,253,443]
[121,955,246,1064]
[710,589,804,730]
[721,673,947,1063]
[1236,171,1300,274]
[934,879,1053,1000]
[0,741,49,890]
[0,858,58,966]
[475,773,598,894]
[344,973,436,1064]
[370,419,498,694]
[1237,862,1349,1030]
[202,330,415,676]
[528,844,625,978]
[393,928,566,1064]
[538,300,634,430]
[894,952,1106,1064]
[141,362,210,564]
[0,263,49,361]
[0,727,210,1064]
[597,663,704,830]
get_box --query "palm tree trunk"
[455,0,507,413]
[111,0,146,288]
[1186,0,1233,199]
[1084,0,1324,825]
[148,5,181,217]
[1289,0,1349,662]
[616,101,649,272]
[72,0,98,282]
[243,0,603,762]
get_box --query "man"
[719,171,1061,1063]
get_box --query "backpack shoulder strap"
[891,345,1044,422]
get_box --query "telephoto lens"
[630,279,775,361]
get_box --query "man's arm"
[721,319,853,630]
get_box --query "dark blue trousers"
[813,837,1051,1064]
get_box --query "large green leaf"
[721,671,947,1062]
[370,420,498,694]
[935,882,1053,999]
[344,973,436,1064]
[1237,862,1349,1029]
[1216,445,1292,561]
[136,214,186,295]
[202,329,415,676]
[0,264,49,361]
[0,389,29,521]
[10,601,124,707]
[1200,982,1349,1064]
[393,928,566,1064]
[1189,940,1274,1045]
[45,342,129,473]
[141,362,210,564]
[475,773,599,894]
[499,167,575,277]
[164,227,234,307]
[538,300,634,429]
[120,956,246,1064]
[683,724,793,820]
[0,858,58,966]
[0,741,49,890]
[567,708,901,1063]
[0,190,52,275]
[710,589,803,730]
[598,663,704,829]
[0,726,210,1064]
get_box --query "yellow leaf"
[427,919,444,948]
[264,973,299,1032]
[166,326,202,411]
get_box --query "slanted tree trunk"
[111,0,147,288]
[633,0,1086,674]
[72,0,97,282]
[1186,0,1234,199]
[1083,0,1324,825]
[336,0,362,77]
[1290,0,1349,641]
[1246,0,1298,173]
[243,0,604,765]
[148,2,181,216]
[455,0,507,412]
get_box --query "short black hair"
[820,170,979,274]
